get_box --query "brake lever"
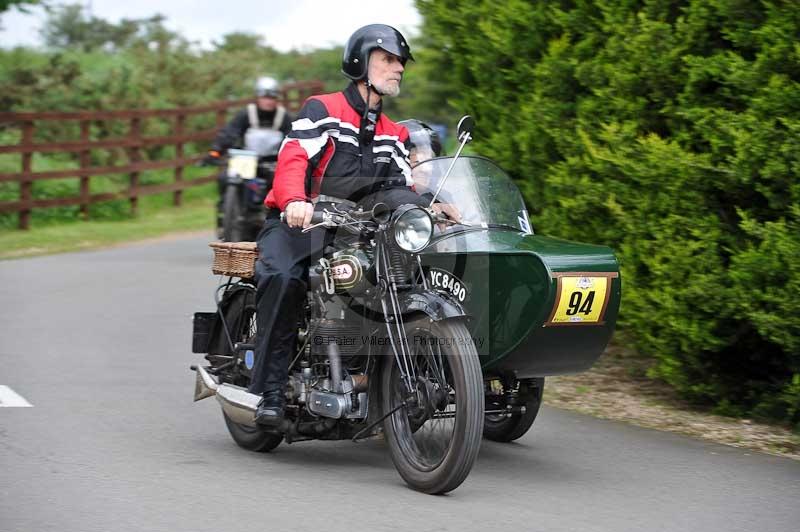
[301,211,348,233]
[302,222,329,233]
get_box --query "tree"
[213,32,268,53]
[417,0,800,427]
[40,4,184,52]
[0,0,43,13]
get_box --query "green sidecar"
[413,155,621,441]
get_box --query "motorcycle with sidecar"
[191,117,621,494]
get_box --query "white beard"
[373,79,401,97]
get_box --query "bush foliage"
[417,0,800,426]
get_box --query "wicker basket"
[209,241,259,278]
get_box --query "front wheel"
[381,318,484,494]
[221,185,244,242]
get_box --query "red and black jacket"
[265,83,413,210]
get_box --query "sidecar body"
[414,156,621,378]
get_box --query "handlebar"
[310,210,326,225]
[281,203,382,233]
[198,153,278,168]
[282,202,456,233]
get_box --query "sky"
[0,0,422,51]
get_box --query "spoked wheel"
[381,318,484,494]
[483,378,544,443]
[222,186,244,242]
[218,290,282,453]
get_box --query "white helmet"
[255,76,280,98]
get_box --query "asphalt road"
[1,234,798,532]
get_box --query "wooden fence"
[0,80,323,229]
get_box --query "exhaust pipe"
[215,384,262,426]
[192,366,358,433]
[193,366,261,427]
[193,365,219,401]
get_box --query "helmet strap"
[360,81,377,145]
[365,78,386,98]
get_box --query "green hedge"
[417,0,799,426]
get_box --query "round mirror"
[456,115,475,142]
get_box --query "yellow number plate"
[545,272,618,327]
[227,152,258,179]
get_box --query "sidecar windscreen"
[412,156,532,234]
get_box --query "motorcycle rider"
[205,76,293,236]
[250,24,430,426]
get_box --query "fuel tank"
[419,229,621,378]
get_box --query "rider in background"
[206,76,293,159]
[397,118,443,191]
[204,76,293,235]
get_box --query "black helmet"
[342,24,414,81]
[399,119,443,162]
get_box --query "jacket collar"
[344,82,382,118]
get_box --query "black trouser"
[247,212,331,396]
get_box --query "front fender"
[398,289,469,322]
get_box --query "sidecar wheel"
[223,412,282,452]
[381,318,484,495]
[483,378,544,443]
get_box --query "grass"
[0,183,217,260]
[545,339,800,460]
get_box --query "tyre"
[221,186,244,242]
[216,285,283,452]
[381,317,484,494]
[223,412,282,452]
[483,378,544,443]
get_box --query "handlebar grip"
[280,208,324,225]
[310,210,325,224]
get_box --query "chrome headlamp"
[392,205,433,253]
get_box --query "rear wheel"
[381,318,484,494]
[216,286,282,452]
[483,378,544,442]
[224,412,282,452]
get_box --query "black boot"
[255,389,285,426]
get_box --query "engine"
[287,367,369,420]
[287,316,370,420]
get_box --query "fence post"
[173,113,185,206]
[19,121,34,230]
[79,120,90,219]
[128,117,141,216]
[215,108,227,129]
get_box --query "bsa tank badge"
[329,255,362,292]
